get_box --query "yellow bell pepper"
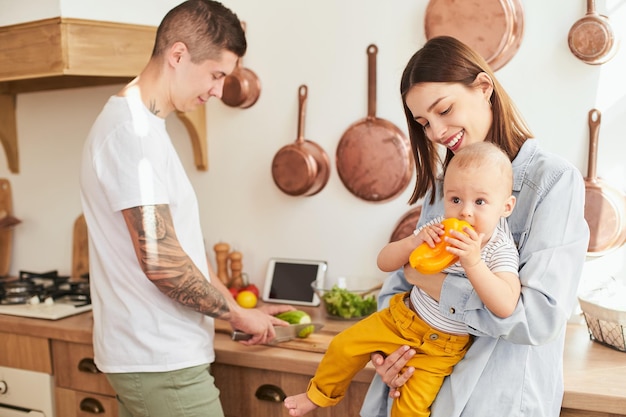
[409,218,473,274]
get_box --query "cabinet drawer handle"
[80,397,105,414]
[78,358,100,374]
[255,384,286,402]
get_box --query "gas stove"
[0,270,91,320]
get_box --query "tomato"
[241,284,259,298]
[228,286,240,299]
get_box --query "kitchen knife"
[232,322,324,343]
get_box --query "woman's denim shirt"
[361,139,590,417]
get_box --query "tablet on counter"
[262,258,327,307]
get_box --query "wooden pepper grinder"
[228,251,244,289]
[213,242,231,286]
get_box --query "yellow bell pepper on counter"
[409,218,473,274]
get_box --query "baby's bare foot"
[284,393,319,416]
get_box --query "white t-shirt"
[80,95,214,373]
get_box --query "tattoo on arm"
[123,205,229,318]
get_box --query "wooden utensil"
[0,179,16,276]
[568,0,618,65]
[424,0,525,71]
[583,109,626,255]
[213,242,231,285]
[72,214,90,279]
[271,85,330,197]
[228,251,244,289]
[336,44,413,203]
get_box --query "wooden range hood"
[0,17,209,173]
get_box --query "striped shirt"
[411,217,519,334]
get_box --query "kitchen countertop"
[0,309,625,414]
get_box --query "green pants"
[106,363,223,417]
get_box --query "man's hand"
[370,345,416,398]
[228,304,291,345]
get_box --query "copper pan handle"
[296,85,308,144]
[367,44,378,119]
[587,108,601,181]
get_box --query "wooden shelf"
[0,18,208,172]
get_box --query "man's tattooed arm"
[122,205,230,319]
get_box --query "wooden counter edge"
[0,311,93,344]
[213,332,376,384]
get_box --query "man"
[80,1,291,416]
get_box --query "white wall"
[1,0,624,291]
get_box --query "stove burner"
[0,270,90,306]
[0,281,44,305]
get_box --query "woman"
[360,36,589,417]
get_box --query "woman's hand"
[370,345,416,398]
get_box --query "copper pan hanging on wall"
[568,0,618,65]
[583,109,626,256]
[221,22,262,108]
[335,44,413,203]
[424,0,525,71]
[389,204,423,243]
[271,85,330,197]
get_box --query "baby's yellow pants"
[306,292,471,417]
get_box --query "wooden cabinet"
[213,363,369,417]
[0,331,51,373]
[0,18,209,173]
[52,340,118,417]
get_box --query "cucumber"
[275,310,314,338]
[275,310,312,325]
[297,325,315,338]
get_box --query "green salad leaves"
[321,286,377,319]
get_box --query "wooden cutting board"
[72,214,89,279]
[272,330,334,353]
[0,178,15,277]
[214,320,335,354]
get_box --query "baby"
[284,142,520,417]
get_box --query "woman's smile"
[444,129,464,151]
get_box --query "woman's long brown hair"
[400,36,533,205]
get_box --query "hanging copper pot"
[221,22,261,108]
[568,0,618,65]
[583,109,626,255]
[389,205,423,243]
[335,44,413,203]
[424,0,525,71]
[271,85,330,197]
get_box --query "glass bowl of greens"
[312,280,380,320]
